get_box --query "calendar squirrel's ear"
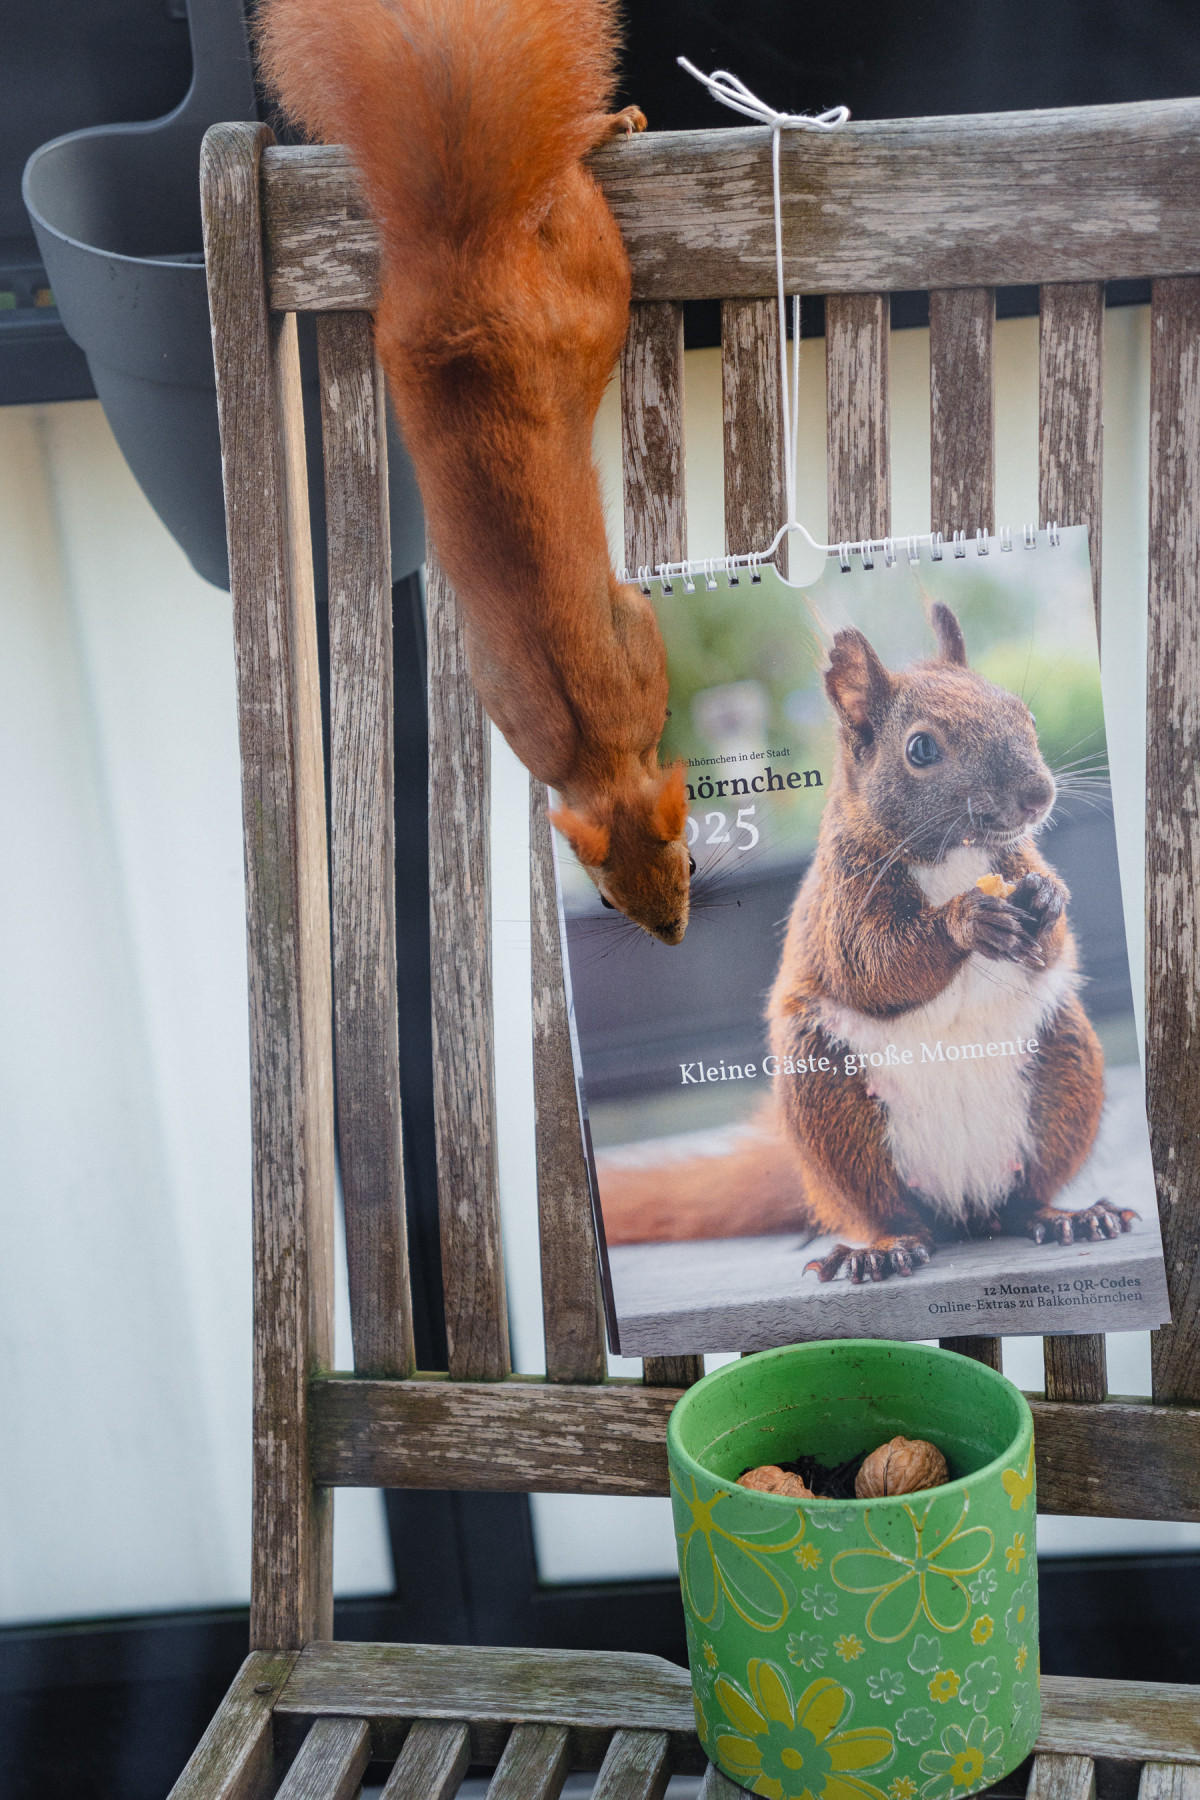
[548,804,610,870]
[652,764,689,841]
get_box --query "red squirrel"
[601,603,1136,1278]
[256,0,692,942]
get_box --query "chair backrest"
[200,99,1200,1654]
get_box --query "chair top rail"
[261,98,1200,311]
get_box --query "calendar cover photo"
[556,527,1171,1355]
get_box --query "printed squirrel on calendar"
[555,527,1171,1356]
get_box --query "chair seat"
[170,1643,1200,1800]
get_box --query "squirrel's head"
[823,602,1056,861]
[550,764,692,945]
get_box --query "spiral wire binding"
[620,527,1063,592]
[628,61,1066,592]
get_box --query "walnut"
[737,1464,815,1498]
[855,1436,948,1499]
[976,872,1016,899]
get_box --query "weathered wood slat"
[593,1730,670,1800]
[318,312,415,1380]
[276,1641,704,1773]
[380,1719,470,1800]
[1148,276,1200,1406]
[620,301,686,570]
[938,1338,1003,1371]
[1140,1765,1200,1800]
[489,1723,571,1800]
[530,788,607,1383]
[721,298,788,573]
[167,1651,298,1800]
[261,102,1200,310]
[201,121,335,1651]
[1039,283,1104,627]
[643,1357,704,1388]
[426,552,510,1380]
[276,1717,370,1800]
[700,1767,745,1800]
[929,287,995,536]
[275,1647,1200,1767]
[1043,1336,1107,1404]
[1027,1754,1096,1800]
[307,1377,1200,1518]
[826,294,889,541]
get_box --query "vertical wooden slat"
[318,313,415,1379]
[621,301,686,569]
[643,1355,704,1386]
[722,298,788,573]
[167,1650,298,1800]
[1027,1754,1097,1800]
[929,287,995,536]
[939,1337,1003,1372]
[927,285,1002,1372]
[592,1729,671,1800]
[1148,277,1200,1405]
[427,552,511,1380]
[489,1724,571,1800]
[825,293,890,541]
[620,301,695,1388]
[1039,283,1104,628]
[530,788,607,1382]
[699,1767,746,1800]
[275,1718,370,1800]
[1038,289,1106,1407]
[1139,1766,1200,1800]
[201,121,335,1650]
[380,1720,470,1800]
[1043,1335,1107,1403]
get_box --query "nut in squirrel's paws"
[976,872,1016,899]
[855,1436,948,1498]
[1025,1197,1139,1245]
[805,1236,933,1283]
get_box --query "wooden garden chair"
[177,99,1200,1799]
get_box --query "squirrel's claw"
[1024,1197,1138,1247]
[804,1237,932,1283]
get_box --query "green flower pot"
[668,1340,1038,1800]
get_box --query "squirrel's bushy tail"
[597,1109,812,1246]
[256,0,620,253]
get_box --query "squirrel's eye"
[688,855,696,877]
[599,893,615,909]
[906,731,941,768]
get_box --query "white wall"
[0,400,391,1626]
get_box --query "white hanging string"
[619,62,1063,587]
[676,59,848,556]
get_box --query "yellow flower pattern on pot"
[830,1495,993,1643]
[927,1671,959,1704]
[673,1470,806,1632]
[714,1660,896,1800]
[969,1616,993,1646]
[918,1716,1006,1799]
[1004,1533,1026,1574]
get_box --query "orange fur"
[256,0,691,942]
[548,805,610,871]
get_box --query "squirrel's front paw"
[1006,871,1067,953]
[945,889,1031,963]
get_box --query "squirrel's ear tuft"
[824,629,893,739]
[548,805,610,869]
[652,765,689,841]
[931,602,968,666]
